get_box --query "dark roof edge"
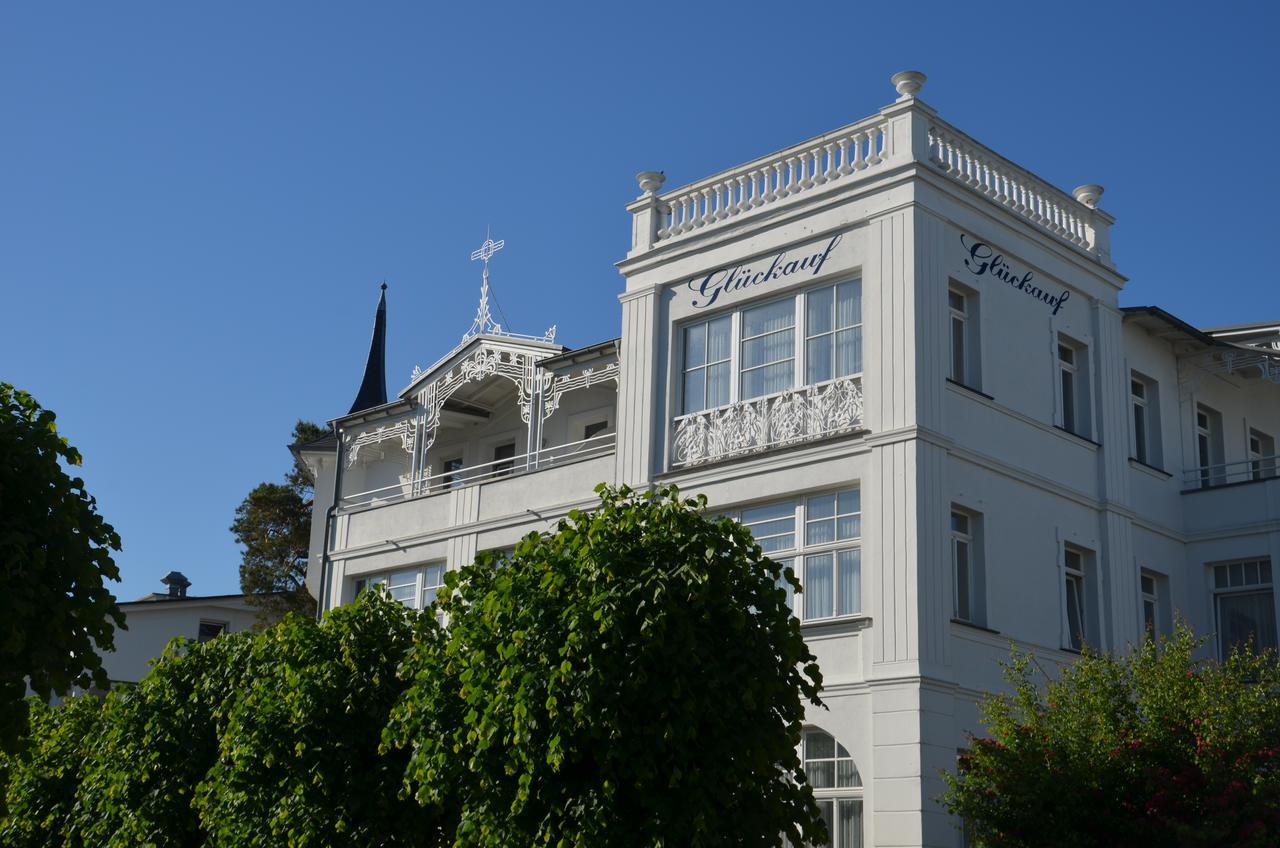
[539,337,621,369]
[120,592,287,607]
[1120,306,1219,347]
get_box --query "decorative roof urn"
[1072,184,1104,209]
[636,170,666,197]
[890,70,927,101]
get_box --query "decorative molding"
[542,360,621,420]
[346,419,416,467]
[416,345,539,451]
[672,376,864,467]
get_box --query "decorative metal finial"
[460,233,557,346]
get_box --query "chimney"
[160,571,191,598]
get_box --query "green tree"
[0,694,102,848]
[194,591,450,847]
[0,383,124,752]
[231,420,326,621]
[942,624,1280,848]
[385,484,827,847]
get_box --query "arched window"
[801,727,863,848]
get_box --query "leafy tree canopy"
[942,624,1280,848]
[231,420,326,620]
[385,484,827,848]
[0,383,123,752]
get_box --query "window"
[735,489,862,622]
[442,456,465,488]
[492,442,516,476]
[682,314,731,413]
[1130,373,1162,466]
[1195,404,1223,487]
[197,620,228,642]
[583,420,609,440]
[800,728,863,848]
[1064,546,1089,651]
[948,286,979,388]
[358,563,448,612]
[1140,570,1170,637]
[1056,336,1090,437]
[1249,428,1276,480]
[1213,559,1276,657]
[680,280,863,415]
[951,509,985,625]
[806,280,862,384]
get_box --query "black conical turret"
[348,284,388,415]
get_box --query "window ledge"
[951,618,999,635]
[800,614,871,636]
[945,378,995,402]
[1052,425,1101,449]
[1128,457,1172,479]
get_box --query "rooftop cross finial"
[463,233,507,342]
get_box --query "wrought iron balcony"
[671,375,865,468]
[1183,455,1278,491]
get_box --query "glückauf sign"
[960,234,1071,316]
[686,234,844,309]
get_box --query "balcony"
[1183,455,1279,492]
[671,375,865,468]
[339,432,615,510]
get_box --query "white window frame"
[1063,545,1089,651]
[197,619,229,642]
[733,488,863,623]
[1130,375,1150,464]
[1212,559,1277,658]
[1248,427,1276,481]
[799,727,863,848]
[951,509,975,624]
[1056,336,1091,438]
[1195,404,1222,487]
[1140,570,1162,636]
[357,562,448,612]
[678,278,863,416]
[949,289,968,386]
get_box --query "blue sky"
[2,2,1277,602]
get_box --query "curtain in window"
[742,300,795,399]
[805,554,834,620]
[837,550,860,616]
[1218,590,1278,654]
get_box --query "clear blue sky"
[2,2,1277,602]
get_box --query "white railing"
[654,116,891,243]
[927,122,1100,255]
[671,375,864,468]
[1183,455,1279,490]
[340,432,616,509]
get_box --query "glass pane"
[805,554,834,620]
[776,558,795,611]
[838,799,862,848]
[741,360,794,399]
[1230,562,1244,587]
[1262,561,1273,583]
[684,323,706,368]
[1066,578,1084,648]
[836,326,862,376]
[808,762,835,789]
[682,369,705,414]
[949,290,966,312]
[1214,566,1228,589]
[706,362,731,408]
[816,799,834,836]
[390,584,417,607]
[807,286,833,335]
[1061,371,1075,431]
[742,298,795,337]
[423,563,445,587]
[809,493,836,519]
[836,513,860,540]
[838,489,860,515]
[742,328,795,368]
[954,542,970,620]
[838,280,861,328]
[837,760,861,788]
[1219,591,1278,654]
[951,512,969,534]
[951,316,966,382]
[806,518,835,546]
[1140,574,1155,595]
[838,550,860,615]
[807,335,833,384]
[805,730,835,759]
[707,315,732,362]
[1245,561,1259,585]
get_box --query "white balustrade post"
[626,171,667,255]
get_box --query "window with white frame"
[948,286,979,389]
[1130,373,1162,467]
[1249,428,1276,481]
[1213,559,1276,657]
[736,489,862,622]
[951,509,985,625]
[355,563,447,612]
[1056,335,1091,438]
[1064,545,1090,651]
[1195,404,1223,487]
[1140,570,1170,637]
[680,280,863,415]
[800,727,863,848]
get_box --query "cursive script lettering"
[687,234,844,309]
[960,234,1071,316]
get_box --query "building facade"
[300,72,1280,847]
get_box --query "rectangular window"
[1064,546,1088,650]
[359,563,449,612]
[679,279,863,415]
[947,287,979,389]
[733,489,861,623]
[1139,570,1171,637]
[1131,377,1149,464]
[197,620,228,642]
[741,298,796,399]
[1213,559,1277,657]
[443,456,465,488]
[952,511,973,623]
[682,314,732,413]
[583,420,610,440]
[1196,404,1223,487]
[806,280,863,384]
[492,442,516,476]
[1249,428,1276,481]
[1057,340,1081,435]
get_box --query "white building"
[299,72,1280,847]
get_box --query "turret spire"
[348,283,388,415]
